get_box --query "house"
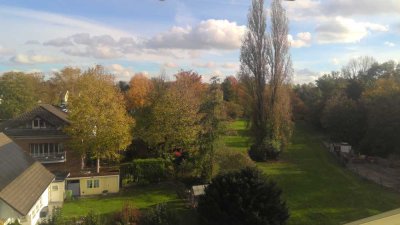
[0,133,55,225]
[0,104,120,198]
[343,208,400,225]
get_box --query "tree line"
[293,56,400,158]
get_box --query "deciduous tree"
[141,72,202,154]
[126,73,153,112]
[0,72,43,119]
[65,66,133,173]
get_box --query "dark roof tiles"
[0,104,70,137]
[0,133,55,215]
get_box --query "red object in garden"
[174,151,182,157]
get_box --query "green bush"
[8,219,21,225]
[140,203,178,225]
[65,190,73,201]
[198,167,289,225]
[215,148,255,174]
[223,101,243,120]
[248,139,281,161]
[38,208,64,225]
[121,158,169,184]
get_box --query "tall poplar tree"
[240,0,293,161]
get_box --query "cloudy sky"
[0,0,399,83]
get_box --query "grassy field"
[224,120,400,225]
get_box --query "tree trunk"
[81,155,85,170]
[96,157,100,173]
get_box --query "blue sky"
[0,0,399,83]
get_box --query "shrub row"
[120,158,170,185]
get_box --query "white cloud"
[316,17,388,44]
[384,41,396,47]
[221,62,240,70]
[0,46,15,56]
[288,32,312,48]
[285,0,322,21]
[0,6,133,39]
[44,38,74,47]
[62,45,122,59]
[106,64,134,81]
[323,0,400,16]
[147,19,246,50]
[287,0,400,22]
[44,33,138,59]
[395,23,400,34]
[25,40,41,45]
[10,54,60,64]
[192,61,217,68]
[164,62,179,68]
[331,58,340,65]
[294,68,321,84]
[41,19,245,61]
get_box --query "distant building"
[330,142,352,154]
[189,185,208,208]
[0,133,55,225]
[0,104,120,198]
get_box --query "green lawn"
[62,182,180,217]
[225,120,400,225]
[220,120,250,151]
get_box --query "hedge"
[120,158,169,185]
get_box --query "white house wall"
[21,186,50,225]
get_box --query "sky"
[0,0,399,83]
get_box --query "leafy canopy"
[64,66,133,163]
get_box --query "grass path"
[224,120,400,225]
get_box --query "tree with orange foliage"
[126,73,153,112]
[175,70,206,100]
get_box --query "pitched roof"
[39,104,69,123]
[0,133,55,215]
[0,104,70,135]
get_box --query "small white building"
[330,142,352,154]
[0,133,55,225]
[189,185,208,208]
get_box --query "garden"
[56,120,400,225]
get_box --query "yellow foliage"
[126,73,153,111]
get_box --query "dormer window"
[32,118,46,129]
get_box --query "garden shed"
[189,185,208,208]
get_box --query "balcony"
[32,152,66,164]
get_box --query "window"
[52,185,58,191]
[33,118,40,128]
[87,180,93,188]
[32,118,46,129]
[30,143,64,156]
[94,179,100,188]
[87,179,100,188]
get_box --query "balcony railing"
[31,152,66,164]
